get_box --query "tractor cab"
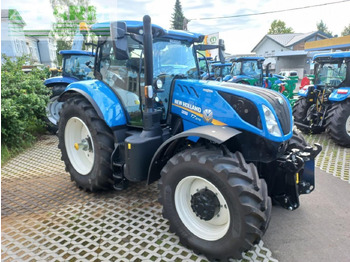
[313,52,350,88]
[225,57,264,86]
[60,50,95,81]
[91,21,221,127]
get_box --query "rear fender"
[147,125,241,184]
[329,87,350,102]
[58,80,127,127]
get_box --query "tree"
[50,0,97,65]
[316,20,333,36]
[171,0,186,30]
[268,20,294,34]
[341,24,350,36]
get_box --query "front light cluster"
[262,105,282,137]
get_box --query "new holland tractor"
[44,50,95,132]
[293,51,350,147]
[57,16,321,260]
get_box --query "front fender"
[58,80,127,128]
[44,76,77,86]
[329,87,350,102]
[147,125,241,184]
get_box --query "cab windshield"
[153,39,198,79]
[63,55,94,80]
[315,62,347,86]
[231,60,262,79]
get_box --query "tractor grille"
[221,83,291,135]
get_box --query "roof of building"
[1,9,26,26]
[251,31,330,52]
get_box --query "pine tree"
[171,0,186,30]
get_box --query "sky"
[2,0,350,54]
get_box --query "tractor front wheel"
[159,147,271,260]
[58,95,114,191]
[326,99,350,147]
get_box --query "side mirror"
[110,21,129,60]
[218,39,225,64]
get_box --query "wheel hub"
[190,188,220,221]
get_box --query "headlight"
[262,105,282,137]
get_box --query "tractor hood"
[220,81,292,135]
[170,79,293,143]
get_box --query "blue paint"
[44,76,77,86]
[329,87,350,102]
[171,79,292,143]
[64,80,127,127]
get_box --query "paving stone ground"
[1,133,348,261]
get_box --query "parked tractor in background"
[223,57,298,105]
[57,16,321,260]
[44,50,95,133]
[293,51,350,147]
[210,61,232,81]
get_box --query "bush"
[1,55,50,151]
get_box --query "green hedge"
[1,55,50,156]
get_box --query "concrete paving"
[264,168,350,262]
[1,134,349,261]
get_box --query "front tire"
[159,147,271,260]
[58,95,114,191]
[325,100,350,147]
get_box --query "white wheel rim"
[175,176,230,241]
[46,96,63,125]
[346,115,350,136]
[65,117,94,175]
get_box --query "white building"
[1,9,57,67]
[251,31,330,76]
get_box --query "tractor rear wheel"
[159,147,271,260]
[58,95,114,191]
[46,85,66,134]
[325,99,350,147]
[293,97,311,133]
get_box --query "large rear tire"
[58,95,114,191]
[159,147,271,261]
[292,97,311,133]
[325,99,350,147]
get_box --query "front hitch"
[272,143,322,210]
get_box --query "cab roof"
[231,56,265,62]
[59,50,95,56]
[313,51,350,62]
[91,20,204,44]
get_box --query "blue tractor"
[223,56,265,86]
[293,51,350,147]
[57,16,321,260]
[44,50,94,132]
